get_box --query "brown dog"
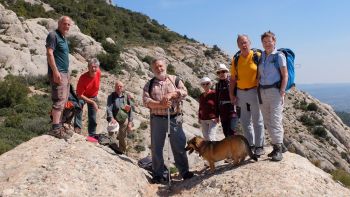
[185,135,257,172]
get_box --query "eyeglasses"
[217,70,227,74]
[201,83,210,86]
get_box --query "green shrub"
[134,144,145,153]
[139,121,148,130]
[0,75,29,108]
[24,75,50,91]
[169,166,178,174]
[313,126,327,138]
[142,55,154,65]
[184,81,201,100]
[341,152,348,160]
[193,123,200,128]
[167,64,176,75]
[331,169,350,188]
[307,102,318,111]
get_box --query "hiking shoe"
[151,176,168,185]
[270,144,283,162]
[250,145,255,154]
[254,147,265,156]
[182,171,194,180]
[268,143,287,157]
[47,127,72,140]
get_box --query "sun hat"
[107,121,120,133]
[216,63,229,73]
[200,77,211,84]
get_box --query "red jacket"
[198,90,217,120]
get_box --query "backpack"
[51,84,81,125]
[148,76,181,97]
[138,155,170,181]
[233,48,262,80]
[274,48,295,91]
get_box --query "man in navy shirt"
[46,16,73,140]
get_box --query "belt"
[220,101,231,105]
[151,113,181,118]
[259,83,278,89]
[238,86,257,91]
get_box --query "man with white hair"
[106,80,134,154]
[74,58,101,137]
[46,16,73,140]
[143,58,193,184]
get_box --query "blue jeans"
[150,115,189,178]
[221,116,238,137]
[74,98,97,136]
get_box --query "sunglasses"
[201,83,210,86]
[217,70,227,74]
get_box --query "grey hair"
[151,58,167,68]
[237,34,251,44]
[88,58,100,66]
[58,16,72,24]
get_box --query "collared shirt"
[143,75,187,116]
[259,49,287,86]
[106,92,134,122]
[76,68,101,98]
[230,50,260,89]
[46,29,69,74]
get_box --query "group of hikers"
[46,16,291,184]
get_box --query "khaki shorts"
[49,72,69,111]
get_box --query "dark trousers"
[221,116,238,137]
[74,98,97,136]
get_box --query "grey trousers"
[150,115,189,178]
[237,89,265,147]
[259,88,284,144]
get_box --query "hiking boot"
[182,171,194,180]
[250,145,255,154]
[151,176,168,185]
[254,146,265,156]
[268,143,287,157]
[47,127,72,140]
[270,144,283,162]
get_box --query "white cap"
[200,77,211,84]
[107,121,120,133]
[216,63,229,73]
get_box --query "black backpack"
[138,155,170,181]
[232,48,262,80]
[148,76,181,97]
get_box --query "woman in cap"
[198,77,218,141]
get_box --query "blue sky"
[113,0,350,84]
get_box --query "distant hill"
[299,83,350,113]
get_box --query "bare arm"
[46,48,61,84]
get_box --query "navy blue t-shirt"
[45,29,69,74]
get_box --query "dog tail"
[237,135,258,161]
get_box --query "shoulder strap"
[175,76,180,87]
[148,77,156,98]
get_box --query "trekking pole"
[167,108,172,188]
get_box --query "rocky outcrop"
[0,2,350,193]
[0,135,156,197]
[0,135,349,197]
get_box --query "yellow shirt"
[230,50,260,89]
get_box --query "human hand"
[230,96,237,105]
[124,104,131,112]
[93,101,99,111]
[53,71,62,84]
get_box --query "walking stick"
[167,108,172,188]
